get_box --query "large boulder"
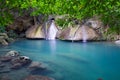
[11,56,31,66]
[0,50,20,62]
[25,25,45,39]
[5,50,19,57]
[24,75,55,80]
[57,25,100,41]
[0,39,8,46]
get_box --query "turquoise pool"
[0,40,120,80]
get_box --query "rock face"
[57,25,100,41]
[26,18,58,39]
[24,75,55,80]
[0,33,14,45]
[26,25,45,39]
[85,17,103,29]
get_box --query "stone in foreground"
[24,75,55,80]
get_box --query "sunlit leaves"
[0,0,120,34]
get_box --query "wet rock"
[28,61,46,71]
[10,63,22,69]
[26,25,45,39]
[0,33,10,46]
[11,56,31,66]
[5,50,20,57]
[0,33,9,39]
[0,39,8,46]
[0,56,12,62]
[85,17,103,29]
[115,40,120,44]
[58,25,100,41]
[24,75,55,80]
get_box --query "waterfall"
[47,20,58,40]
[82,25,87,42]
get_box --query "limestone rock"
[0,33,13,45]
[115,40,120,44]
[0,33,9,39]
[26,25,45,39]
[24,75,55,80]
[85,18,103,29]
[5,50,20,57]
[58,25,100,41]
[28,61,46,71]
[0,39,8,46]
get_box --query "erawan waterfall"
[47,19,58,40]
[82,25,88,42]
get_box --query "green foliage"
[55,18,75,29]
[7,30,18,38]
[0,0,120,34]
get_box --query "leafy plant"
[0,0,120,34]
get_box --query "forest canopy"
[0,0,120,34]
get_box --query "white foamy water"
[47,21,58,40]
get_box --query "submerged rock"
[11,56,31,66]
[24,75,55,80]
[0,56,12,62]
[0,39,8,46]
[0,50,20,62]
[28,61,46,71]
[5,50,20,57]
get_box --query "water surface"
[0,40,120,80]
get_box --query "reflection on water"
[49,40,56,55]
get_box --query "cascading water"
[47,20,58,40]
[82,25,87,42]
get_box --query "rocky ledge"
[0,33,14,46]
[57,25,100,41]
[0,50,55,80]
